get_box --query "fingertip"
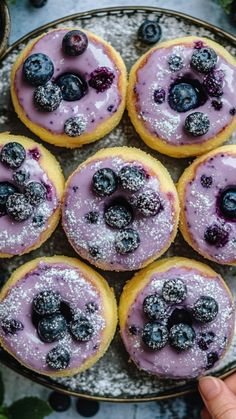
[198,376,222,401]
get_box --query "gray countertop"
[2,1,236,418]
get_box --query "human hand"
[199,374,236,419]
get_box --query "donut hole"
[168,75,208,113]
[55,72,88,101]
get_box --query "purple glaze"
[121,266,235,379]
[0,144,58,255]
[184,151,236,264]
[62,156,176,271]
[0,261,105,373]
[14,29,121,135]
[135,41,236,145]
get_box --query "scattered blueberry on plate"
[138,20,162,44]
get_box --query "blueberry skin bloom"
[168,83,198,113]
[23,53,54,86]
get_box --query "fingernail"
[199,376,221,401]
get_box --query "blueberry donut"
[127,36,236,158]
[119,257,235,379]
[62,147,179,271]
[178,145,236,265]
[0,133,64,258]
[0,256,117,377]
[11,28,127,148]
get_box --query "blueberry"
[1,318,24,335]
[200,174,213,188]
[70,316,94,341]
[33,290,61,316]
[169,323,196,351]
[0,182,18,209]
[56,73,88,101]
[92,168,117,197]
[185,112,210,136]
[0,142,26,169]
[192,296,218,323]
[104,204,133,229]
[62,30,88,56]
[206,351,219,369]
[64,116,87,137]
[118,165,146,192]
[131,189,162,217]
[128,325,140,335]
[137,20,162,44]
[197,331,215,351]
[85,302,98,314]
[46,346,71,370]
[34,82,62,112]
[191,47,217,74]
[30,0,48,7]
[153,88,166,104]
[142,322,168,350]
[143,294,167,321]
[85,211,99,224]
[88,67,115,93]
[203,69,224,97]
[204,223,229,248]
[219,187,236,220]
[25,181,46,206]
[48,392,71,412]
[162,278,187,304]
[6,193,33,222]
[88,245,101,260]
[23,53,53,86]
[168,54,183,72]
[115,228,140,254]
[230,108,236,116]
[13,169,30,186]
[38,314,67,343]
[212,99,223,111]
[32,214,45,227]
[168,82,198,113]
[168,308,193,329]
[76,399,100,418]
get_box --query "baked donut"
[62,147,179,271]
[119,257,235,379]
[0,256,117,377]
[0,133,64,258]
[127,36,236,158]
[178,145,236,265]
[11,28,127,148]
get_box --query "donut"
[62,147,179,271]
[0,133,64,258]
[178,145,236,265]
[127,36,236,158]
[11,28,127,148]
[0,256,117,377]
[119,257,235,379]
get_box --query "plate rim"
[1,4,236,403]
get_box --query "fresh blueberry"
[118,166,146,192]
[185,112,210,136]
[200,174,213,188]
[62,30,88,56]
[169,323,196,351]
[34,82,62,111]
[192,296,218,323]
[137,20,162,44]
[33,290,62,316]
[211,99,223,111]
[56,73,88,101]
[115,228,140,254]
[25,181,46,206]
[153,88,166,104]
[0,142,26,169]
[142,322,168,350]
[168,82,198,113]
[131,189,162,217]
[92,168,118,197]
[230,108,236,116]
[64,116,87,137]
[85,211,99,224]
[197,331,215,351]
[0,183,18,210]
[191,47,217,74]
[1,318,24,335]
[70,316,94,342]
[88,245,101,260]
[104,204,133,229]
[143,294,167,321]
[23,53,53,86]
[219,187,236,220]
[6,193,33,222]
[204,223,229,248]
[46,346,71,370]
[203,69,224,97]
[76,399,100,418]
[13,169,30,186]
[30,0,48,7]
[85,302,98,314]
[206,352,219,369]
[38,314,67,343]
[167,308,193,329]
[168,54,183,72]
[162,278,187,304]
[88,67,115,93]
[32,214,45,227]
[48,391,71,412]
[128,325,140,335]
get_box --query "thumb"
[199,376,236,419]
